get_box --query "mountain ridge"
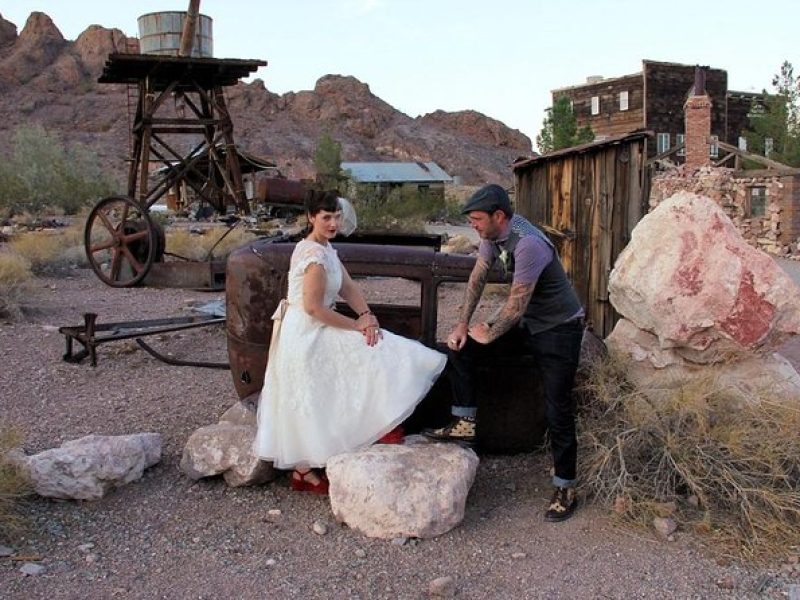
[0,11,533,187]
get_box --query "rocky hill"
[0,12,533,188]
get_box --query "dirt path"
[1,269,798,599]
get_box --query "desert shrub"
[8,224,87,275]
[0,251,32,319]
[0,425,30,537]
[580,352,800,560]
[0,125,117,217]
[166,226,258,261]
[350,185,443,233]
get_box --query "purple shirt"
[478,231,553,286]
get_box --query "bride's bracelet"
[357,309,372,317]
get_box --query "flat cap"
[461,184,512,215]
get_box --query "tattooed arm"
[468,281,535,344]
[458,256,491,325]
[448,256,491,350]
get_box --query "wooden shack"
[513,131,651,338]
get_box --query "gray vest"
[490,215,582,335]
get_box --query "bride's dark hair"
[305,189,340,216]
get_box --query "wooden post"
[179,0,201,57]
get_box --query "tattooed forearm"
[484,282,535,342]
[458,257,491,324]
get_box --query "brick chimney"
[683,67,712,170]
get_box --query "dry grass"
[165,227,258,261]
[579,352,800,561]
[0,251,32,319]
[7,220,87,274]
[0,425,30,537]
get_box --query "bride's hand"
[362,324,382,346]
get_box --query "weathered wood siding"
[643,61,727,156]
[514,135,649,337]
[556,73,644,139]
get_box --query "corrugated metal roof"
[342,161,452,183]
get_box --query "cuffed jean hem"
[553,475,576,489]
[452,406,477,418]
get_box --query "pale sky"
[2,1,797,148]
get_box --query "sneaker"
[422,417,476,447]
[544,486,578,522]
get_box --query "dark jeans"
[448,320,584,486]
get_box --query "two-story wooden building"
[552,60,765,161]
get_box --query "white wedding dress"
[253,239,447,469]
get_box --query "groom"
[424,184,585,522]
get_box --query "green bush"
[0,124,117,218]
[350,184,445,232]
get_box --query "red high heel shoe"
[290,469,329,495]
[377,425,405,445]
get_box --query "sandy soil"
[1,259,799,599]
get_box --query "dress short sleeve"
[292,242,328,277]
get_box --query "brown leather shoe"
[544,486,578,522]
[422,417,476,447]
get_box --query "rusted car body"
[225,237,548,453]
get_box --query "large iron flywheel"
[84,196,165,287]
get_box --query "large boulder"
[180,398,274,487]
[607,192,800,399]
[21,433,161,500]
[608,192,800,364]
[327,437,478,539]
[608,318,800,398]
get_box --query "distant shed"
[342,161,452,202]
[513,131,652,337]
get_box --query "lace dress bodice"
[287,239,342,308]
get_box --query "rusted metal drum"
[225,238,549,453]
[255,178,307,208]
[137,12,213,58]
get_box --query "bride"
[253,190,447,493]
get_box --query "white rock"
[180,422,273,487]
[312,520,328,536]
[428,575,456,597]
[20,563,46,576]
[653,516,678,538]
[218,396,258,427]
[267,509,281,517]
[21,433,161,500]
[327,443,478,539]
[0,545,14,557]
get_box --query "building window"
[591,96,600,115]
[656,133,670,154]
[676,134,685,156]
[765,137,774,157]
[709,135,719,158]
[738,136,747,151]
[749,186,767,217]
[619,91,629,111]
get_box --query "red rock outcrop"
[0,12,66,87]
[0,14,17,47]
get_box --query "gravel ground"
[1,262,800,599]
